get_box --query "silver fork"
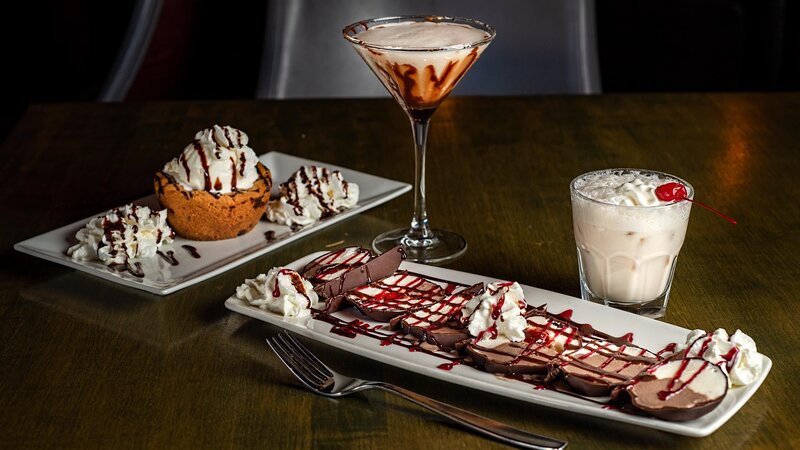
[267,331,567,450]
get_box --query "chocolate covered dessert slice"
[398,283,484,351]
[301,246,373,286]
[468,312,583,375]
[611,358,728,421]
[548,336,660,397]
[301,246,405,313]
[345,271,445,322]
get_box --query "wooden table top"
[1,94,798,449]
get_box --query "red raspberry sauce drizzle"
[304,247,373,281]
[402,289,474,330]
[657,359,710,401]
[350,273,442,312]
[505,316,581,365]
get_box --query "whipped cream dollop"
[674,328,763,387]
[162,125,260,194]
[575,171,675,206]
[235,267,320,320]
[67,204,175,266]
[462,282,528,347]
[266,166,359,227]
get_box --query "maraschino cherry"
[655,182,737,225]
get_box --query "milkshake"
[570,169,693,318]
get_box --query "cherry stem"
[682,198,737,225]
[655,182,737,225]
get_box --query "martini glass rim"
[343,15,496,52]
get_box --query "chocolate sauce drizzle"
[181,126,251,193]
[374,47,480,112]
[312,312,461,365]
[94,205,174,278]
[182,245,201,258]
[157,250,179,266]
[279,166,354,218]
[271,268,313,308]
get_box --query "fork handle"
[372,382,567,450]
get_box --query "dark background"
[3,0,799,142]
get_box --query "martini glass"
[344,16,495,264]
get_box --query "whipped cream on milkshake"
[571,169,693,315]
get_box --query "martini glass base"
[373,228,467,264]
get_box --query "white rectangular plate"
[14,152,411,295]
[225,251,772,437]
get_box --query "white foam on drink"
[572,169,692,229]
[574,169,675,206]
[356,21,490,49]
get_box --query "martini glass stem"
[405,116,436,247]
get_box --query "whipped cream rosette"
[236,267,320,320]
[671,328,764,387]
[67,204,174,268]
[266,166,359,227]
[163,125,261,194]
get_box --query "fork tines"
[268,332,334,390]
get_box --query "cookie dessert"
[155,125,272,240]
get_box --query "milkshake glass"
[570,169,693,318]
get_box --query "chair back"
[257,0,600,99]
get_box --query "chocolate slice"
[467,312,583,375]
[611,358,728,421]
[301,246,373,287]
[398,283,484,351]
[303,246,405,312]
[548,336,660,397]
[345,271,445,322]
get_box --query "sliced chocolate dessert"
[547,336,660,397]
[468,312,583,375]
[345,271,445,322]
[398,283,484,351]
[302,245,405,312]
[611,358,728,421]
[301,246,373,287]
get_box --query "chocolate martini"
[344,16,495,263]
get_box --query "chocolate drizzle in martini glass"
[344,16,495,263]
